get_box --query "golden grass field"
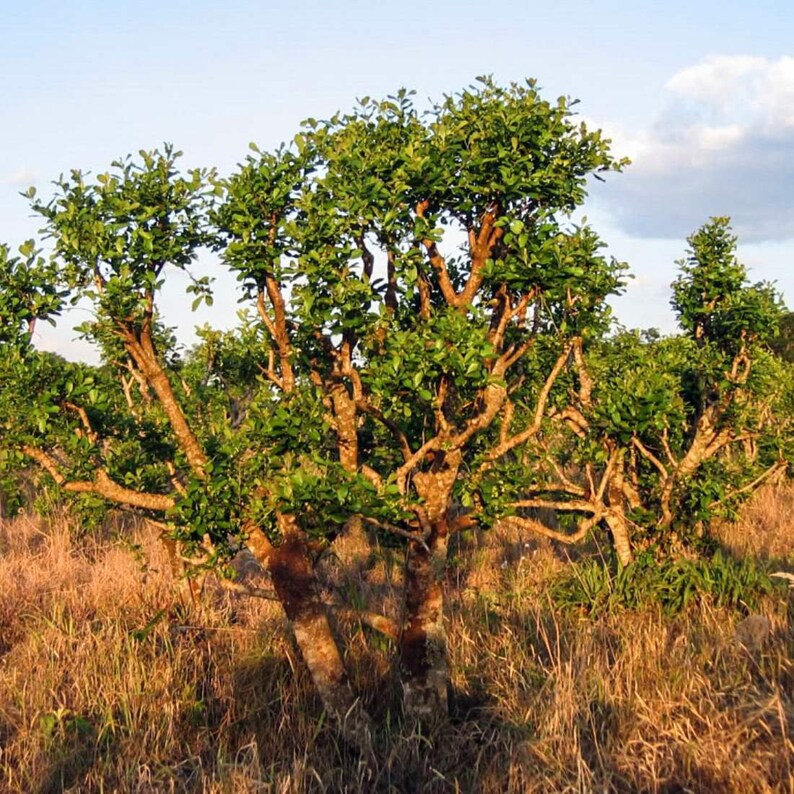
[0,485,793,792]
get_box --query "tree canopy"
[0,78,791,745]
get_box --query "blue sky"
[2,1,792,359]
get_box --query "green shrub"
[550,549,777,615]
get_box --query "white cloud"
[665,55,794,127]
[595,55,794,242]
[1,167,39,187]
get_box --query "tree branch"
[708,460,787,509]
[258,273,296,393]
[509,497,598,514]
[385,249,398,313]
[571,337,593,409]
[501,513,599,545]
[631,436,669,481]
[216,577,281,601]
[361,515,430,547]
[394,437,442,495]
[332,606,400,640]
[661,428,678,468]
[122,329,209,479]
[459,204,503,308]
[356,400,412,463]
[416,200,458,307]
[357,235,375,281]
[62,401,99,444]
[480,344,572,469]
[22,445,175,512]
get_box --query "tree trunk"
[400,522,450,722]
[250,521,373,753]
[605,511,633,568]
[399,449,460,723]
[606,456,633,567]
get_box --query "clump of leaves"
[551,549,776,615]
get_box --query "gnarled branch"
[22,445,175,512]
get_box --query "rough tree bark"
[399,449,461,722]
[400,522,451,721]
[247,517,373,752]
[605,455,633,567]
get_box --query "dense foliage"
[0,78,791,743]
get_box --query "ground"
[0,486,792,792]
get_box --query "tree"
[213,78,627,719]
[0,80,627,732]
[8,83,786,743]
[494,218,791,565]
[770,311,794,363]
[0,240,65,350]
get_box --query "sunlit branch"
[22,445,175,512]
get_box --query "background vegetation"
[0,78,792,790]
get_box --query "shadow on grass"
[222,631,555,792]
[37,714,105,794]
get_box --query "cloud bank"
[598,55,794,242]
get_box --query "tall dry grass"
[0,484,792,792]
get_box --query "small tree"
[5,77,713,736]
[214,78,627,718]
[494,218,791,564]
[0,242,68,514]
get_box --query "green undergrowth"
[550,548,780,615]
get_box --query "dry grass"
[0,486,792,792]
[714,479,794,563]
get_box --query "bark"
[123,330,208,479]
[330,383,358,473]
[605,456,634,567]
[604,511,632,568]
[658,406,725,529]
[399,450,460,722]
[139,361,209,477]
[400,523,450,722]
[21,446,175,511]
[250,520,373,752]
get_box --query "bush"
[550,549,777,615]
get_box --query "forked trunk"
[251,522,373,752]
[400,523,450,722]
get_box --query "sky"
[1,0,792,361]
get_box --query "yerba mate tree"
[214,79,626,719]
[0,148,377,750]
[0,79,630,737]
[488,218,793,565]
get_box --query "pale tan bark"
[123,330,208,479]
[22,446,175,512]
[658,407,727,529]
[605,455,633,566]
[502,513,598,546]
[478,344,572,472]
[415,199,503,312]
[330,383,358,473]
[246,517,373,752]
[604,512,632,567]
